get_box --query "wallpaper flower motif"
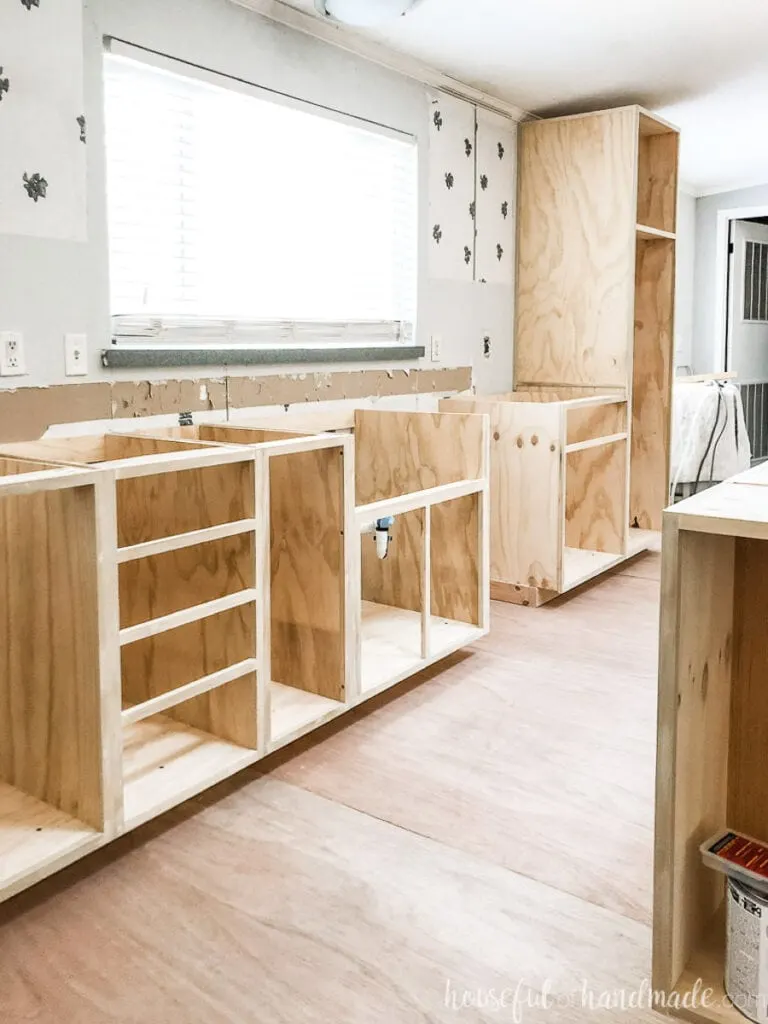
[0,0,86,239]
[22,172,47,201]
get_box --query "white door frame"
[714,204,768,371]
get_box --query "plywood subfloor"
[0,547,666,1023]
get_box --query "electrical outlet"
[0,331,27,377]
[64,333,88,376]
[430,333,442,362]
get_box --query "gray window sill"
[102,344,425,369]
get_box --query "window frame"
[102,38,424,369]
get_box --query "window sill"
[101,344,425,369]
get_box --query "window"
[103,48,418,356]
[743,240,768,324]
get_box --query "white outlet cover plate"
[430,334,442,362]
[64,333,88,376]
[0,331,27,376]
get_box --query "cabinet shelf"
[636,223,676,241]
[0,783,100,898]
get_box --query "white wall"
[692,181,768,373]
[0,0,515,392]
[674,190,696,372]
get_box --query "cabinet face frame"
[0,408,490,903]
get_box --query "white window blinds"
[103,51,418,346]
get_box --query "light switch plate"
[0,331,27,376]
[64,333,88,376]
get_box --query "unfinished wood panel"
[0,485,104,828]
[566,401,627,446]
[631,237,674,530]
[198,425,306,444]
[637,120,679,234]
[116,460,254,547]
[118,534,253,629]
[0,435,108,464]
[431,494,480,625]
[361,509,423,614]
[659,529,734,989]
[727,537,768,838]
[270,447,344,702]
[103,434,211,462]
[441,396,562,590]
[0,456,63,476]
[354,409,484,504]
[515,109,637,388]
[121,604,257,747]
[492,386,625,403]
[565,439,627,554]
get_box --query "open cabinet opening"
[269,445,346,747]
[636,114,678,235]
[0,465,105,892]
[631,236,674,530]
[563,437,628,590]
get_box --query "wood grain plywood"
[0,485,103,828]
[431,494,480,625]
[118,534,254,629]
[631,238,674,530]
[637,121,679,234]
[440,396,562,590]
[566,402,627,446]
[515,108,637,388]
[361,508,423,614]
[492,401,562,590]
[354,409,484,504]
[565,439,627,554]
[116,460,254,547]
[270,448,344,702]
[658,529,734,988]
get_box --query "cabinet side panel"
[727,537,768,838]
[656,527,733,988]
[491,402,562,589]
[270,448,344,702]
[0,486,104,827]
[631,238,674,529]
[515,109,636,388]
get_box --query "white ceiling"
[281,0,768,196]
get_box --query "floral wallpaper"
[0,0,86,240]
[475,107,515,285]
[428,91,515,285]
[428,92,475,282]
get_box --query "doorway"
[725,216,768,376]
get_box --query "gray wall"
[692,181,768,373]
[0,0,514,393]
[674,190,696,372]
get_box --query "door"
[727,219,768,378]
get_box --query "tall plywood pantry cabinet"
[515,105,678,533]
